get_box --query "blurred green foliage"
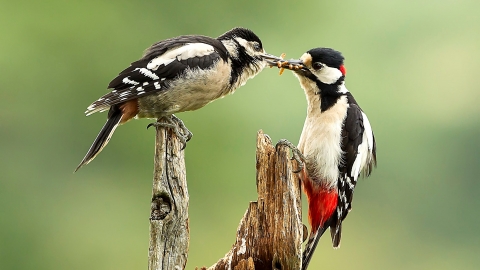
[1,0,480,269]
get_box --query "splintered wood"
[206,130,303,270]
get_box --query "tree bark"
[149,118,189,270]
[147,126,303,270]
[205,130,303,270]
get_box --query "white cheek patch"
[147,43,215,70]
[235,37,256,56]
[315,65,343,84]
[235,37,249,49]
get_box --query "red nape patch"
[339,65,347,75]
[302,178,338,234]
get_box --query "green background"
[2,0,479,269]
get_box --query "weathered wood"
[206,130,303,270]
[149,119,190,270]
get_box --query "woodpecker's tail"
[302,226,328,270]
[75,109,122,172]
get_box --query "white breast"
[297,78,348,188]
[137,60,232,118]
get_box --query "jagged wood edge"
[203,130,303,270]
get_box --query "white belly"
[298,95,348,187]
[137,61,232,118]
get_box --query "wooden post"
[149,119,190,270]
[205,130,303,270]
[147,126,303,270]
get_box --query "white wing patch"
[351,111,375,179]
[361,112,374,151]
[122,77,139,85]
[351,143,365,181]
[147,43,215,70]
[135,68,159,80]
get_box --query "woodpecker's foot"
[169,115,193,143]
[276,139,305,173]
[147,115,193,149]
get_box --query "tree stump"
[148,125,303,270]
[206,130,303,270]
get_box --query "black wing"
[330,93,377,247]
[85,35,228,115]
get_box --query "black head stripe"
[307,48,344,69]
[313,76,345,112]
[217,27,263,48]
[228,38,255,85]
[224,35,263,86]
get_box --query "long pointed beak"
[261,53,307,74]
[280,59,304,70]
[261,53,284,66]
[275,58,306,74]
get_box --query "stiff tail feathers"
[75,110,123,172]
[302,226,328,270]
[331,222,342,248]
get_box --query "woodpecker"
[269,48,376,269]
[75,27,281,171]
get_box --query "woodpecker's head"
[217,27,282,88]
[217,27,279,64]
[284,48,346,85]
[267,47,348,102]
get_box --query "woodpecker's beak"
[269,58,308,76]
[279,59,305,70]
[261,53,284,66]
[286,59,312,77]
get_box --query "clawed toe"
[276,139,305,173]
[147,115,193,149]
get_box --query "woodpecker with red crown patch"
[75,27,281,171]
[269,48,376,270]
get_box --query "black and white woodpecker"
[75,27,281,171]
[268,48,377,270]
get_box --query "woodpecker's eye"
[252,42,262,52]
[312,62,323,70]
